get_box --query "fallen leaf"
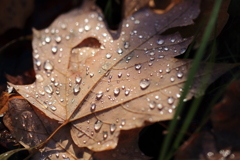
[2,0,235,159]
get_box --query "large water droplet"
[96,91,103,99]
[44,85,53,94]
[73,84,80,94]
[110,124,116,133]
[55,36,61,43]
[167,97,174,104]
[140,79,150,89]
[124,89,130,96]
[113,88,120,96]
[44,60,54,72]
[94,120,103,131]
[106,53,112,59]
[157,39,164,45]
[149,101,156,109]
[135,64,142,70]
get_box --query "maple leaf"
[2,0,235,159]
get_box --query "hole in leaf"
[73,37,101,49]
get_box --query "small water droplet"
[170,77,175,82]
[96,91,103,99]
[36,74,44,82]
[180,48,186,54]
[149,101,156,109]
[44,60,54,72]
[113,88,120,96]
[121,119,126,126]
[167,97,174,104]
[50,105,57,111]
[45,36,51,43]
[166,68,171,73]
[177,72,183,78]
[117,48,123,54]
[103,131,108,139]
[157,39,164,45]
[35,59,41,67]
[75,77,82,83]
[94,120,103,131]
[106,53,112,59]
[124,41,130,49]
[124,89,130,96]
[51,46,58,53]
[118,72,122,78]
[140,79,150,89]
[164,47,169,51]
[73,84,80,94]
[55,36,61,43]
[44,85,53,94]
[110,124,116,133]
[157,104,163,110]
[84,25,91,31]
[135,64,142,70]
[91,103,96,111]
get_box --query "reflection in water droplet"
[110,124,116,133]
[94,120,103,131]
[96,91,103,99]
[140,79,150,89]
[135,64,142,70]
[103,131,108,139]
[73,84,80,94]
[44,85,53,94]
[44,60,54,72]
[168,97,174,104]
[113,88,120,96]
[91,103,96,111]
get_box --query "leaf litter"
[2,0,236,159]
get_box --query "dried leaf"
[3,0,234,159]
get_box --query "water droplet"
[118,72,122,78]
[149,101,156,109]
[135,64,142,70]
[55,36,61,43]
[170,77,175,82]
[124,89,130,96]
[157,104,163,110]
[50,105,57,111]
[124,41,130,49]
[44,60,54,72]
[75,77,82,83]
[103,131,108,139]
[140,79,150,89]
[117,48,123,54]
[157,39,164,45]
[36,74,44,82]
[180,48,186,54]
[177,72,183,78]
[51,46,58,53]
[44,85,53,94]
[94,120,103,131]
[110,124,116,133]
[84,25,91,31]
[44,36,51,43]
[35,59,41,67]
[121,119,126,126]
[96,91,103,99]
[165,68,171,73]
[170,38,175,43]
[164,47,169,51]
[91,103,96,111]
[167,97,174,104]
[113,88,120,96]
[73,84,80,94]
[106,53,112,59]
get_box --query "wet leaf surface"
[2,0,236,159]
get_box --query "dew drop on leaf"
[73,84,80,94]
[55,36,61,43]
[90,103,96,111]
[135,64,142,70]
[110,124,116,133]
[149,101,156,109]
[103,131,108,139]
[106,53,112,59]
[96,91,103,99]
[124,89,130,96]
[117,48,123,54]
[75,77,82,84]
[157,39,164,45]
[177,72,183,78]
[94,120,103,131]
[44,85,53,94]
[43,60,54,72]
[139,79,150,89]
[51,46,58,53]
[167,97,174,104]
[45,36,51,43]
[113,88,120,96]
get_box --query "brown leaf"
[3,0,234,159]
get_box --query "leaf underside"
[3,0,234,159]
